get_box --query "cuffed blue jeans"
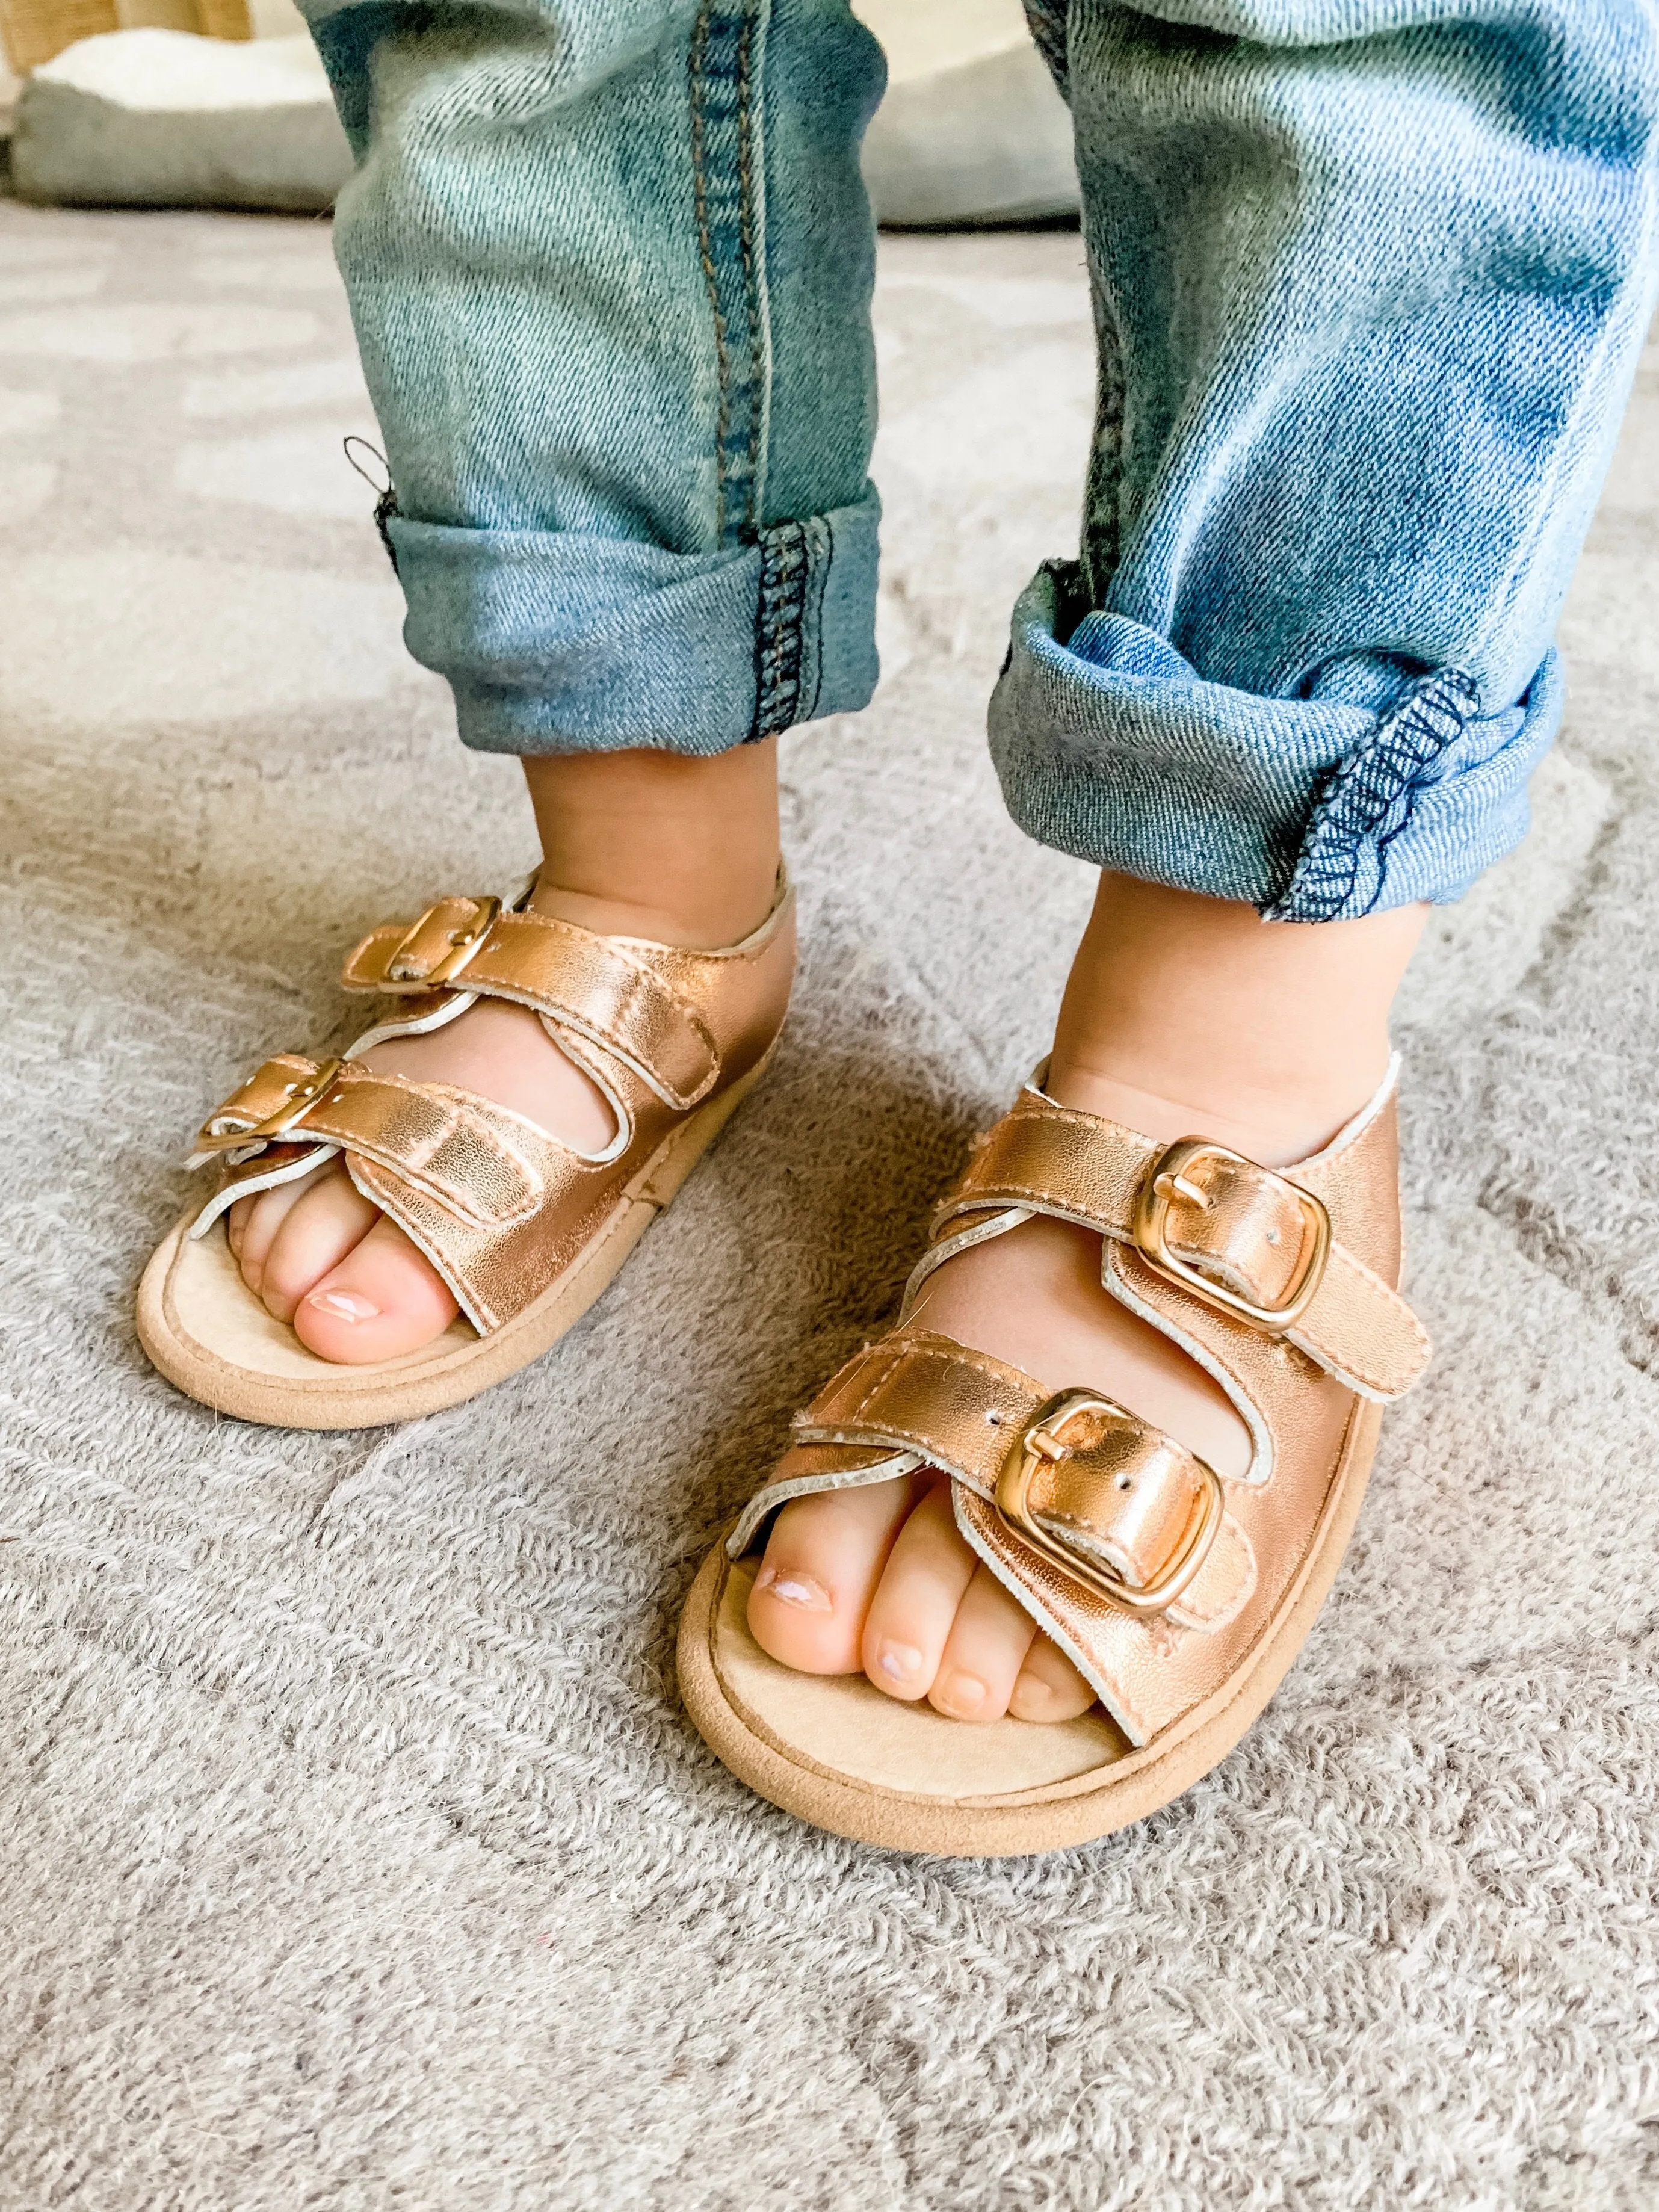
[306,0,1659,921]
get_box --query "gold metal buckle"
[386,895,501,987]
[994,1388,1224,1616]
[194,1057,345,1154]
[1131,1138,1331,1334]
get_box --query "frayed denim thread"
[343,436,401,574]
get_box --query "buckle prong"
[194,1057,345,1154]
[1154,1169,1211,1209]
[1133,1138,1330,1335]
[995,1389,1223,1616]
[385,895,501,988]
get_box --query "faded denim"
[312,0,885,754]
[1001,0,1659,918]
[308,0,1659,918]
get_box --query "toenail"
[753,1565,833,1613]
[937,1671,987,1714]
[307,1290,379,1322]
[876,1642,924,1683]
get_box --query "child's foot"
[747,875,1426,1725]
[227,743,783,1365]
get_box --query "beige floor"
[2,200,1657,2211]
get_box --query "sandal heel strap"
[934,1090,1429,1399]
[343,906,721,1110]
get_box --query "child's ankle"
[1043,1053,1377,1170]
[1047,873,1426,1167]
[521,739,781,950]
[528,872,779,952]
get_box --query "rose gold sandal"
[137,872,794,1429]
[679,1059,1429,1855]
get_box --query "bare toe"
[860,1478,977,1702]
[748,1475,918,1675]
[927,1563,1039,1722]
[233,1164,335,1296]
[255,1164,380,1323]
[292,1209,460,1363]
[1008,1634,1096,1723]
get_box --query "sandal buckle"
[385,895,501,989]
[194,1057,345,1154]
[1132,1139,1330,1334]
[995,1388,1223,1616]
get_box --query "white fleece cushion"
[11,10,1074,227]
[854,0,1078,226]
[10,29,352,211]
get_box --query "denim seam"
[689,1,768,550]
[741,1,772,533]
[1081,289,1127,605]
[1268,667,1481,923]
[754,517,809,737]
[799,511,831,723]
[688,11,729,534]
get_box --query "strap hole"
[1116,1474,1132,1491]
[985,1410,1003,1427]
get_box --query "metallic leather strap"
[341,903,722,1111]
[792,1329,1225,1614]
[194,1055,540,1228]
[929,1092,1429,1400]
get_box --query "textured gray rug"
[2,200,1658,2212]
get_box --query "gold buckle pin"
[194,1057,345,1154]
[995,1388,1223,1616]
[1131,1138,1330,1334]
[385,895,501,988]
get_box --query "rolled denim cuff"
[388,488,880,756]
[988,564,1563,919]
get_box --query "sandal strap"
[342,900,721,1110]
[928,1090,1429,1400]
[791,1329,1234,1617]
[193,1055,540,1227]
[743,1322,1268,1749]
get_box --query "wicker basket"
[0,0,250,76]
